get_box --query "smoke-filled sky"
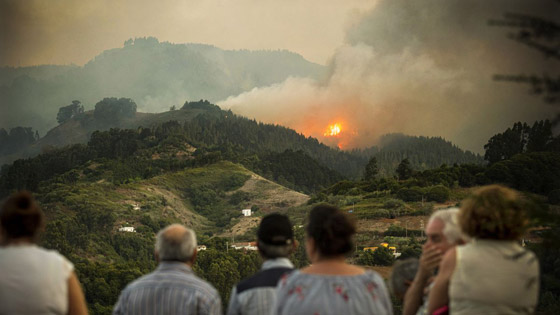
[220,0,559,152]
[1,0,558,153]
[0,0,371,66]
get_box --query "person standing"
[227,213,296,315]
[275,204,392,315]
[0,191,88,315]
[428,185,539,315]
[403,208,465,315]
[113,224,221,315]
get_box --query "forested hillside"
[0,37,325,134]
[1,99,487,183]
[353,133,483,176]
[1,117,559,314]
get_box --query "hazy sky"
[1,0,558,153]
[0,0,373,66]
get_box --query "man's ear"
[189,248,198,265]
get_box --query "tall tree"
[484,122,529,164]
[363,156,379,181]
[396,158,413,180]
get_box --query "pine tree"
[396,158,413,180]
[363,156,379,181]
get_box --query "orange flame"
[324,123,342,137]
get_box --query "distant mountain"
[0,37,325,134]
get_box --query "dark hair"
[0,191,44,241]
[306,204,356,257]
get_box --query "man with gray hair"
[389,258,419,300]
[403,208,465,315]
[114,224,221,315]
[227,213,296,315]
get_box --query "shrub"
[426,185,450,203]
[396,187,424,202]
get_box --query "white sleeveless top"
[449,239,539,315]
[0,244,74,315]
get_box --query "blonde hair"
[459,185,528,240]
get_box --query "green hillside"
[0,37,325,135]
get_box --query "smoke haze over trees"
[0,37,324,135]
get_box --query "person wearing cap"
[226,213,296,315]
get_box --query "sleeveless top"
[275,269,392,315]
[449,239,539,315]
[0,244,74,315]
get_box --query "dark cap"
[257,213,294,246]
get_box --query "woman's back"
[450,240,539,315]
[0,244,74,315]
[275,270,392,315]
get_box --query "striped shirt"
[227,258,294,315]
[113,262,221,315]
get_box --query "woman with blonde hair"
[428,185,539,315]
[0,191,88,315]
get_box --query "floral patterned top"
[274,270,392,315]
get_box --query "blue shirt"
[227,258,294,315]
[113,262,222,315]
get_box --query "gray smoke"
[220,0,559,152]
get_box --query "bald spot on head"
[155,224,197,263]
[162,224,189,242]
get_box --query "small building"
[242,209,252,216]
[231,242,258,251]
[132,203,141,211]
[197,245,207,251]
[119,226,136,233]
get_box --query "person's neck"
[302,254,365,275]
[312,255,346,265]
[1,237,34,246]
[159,259,193,267]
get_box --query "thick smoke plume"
[219,0,559,152]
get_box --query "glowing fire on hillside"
[324,123,342,137]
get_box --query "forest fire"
[324,123,342,137]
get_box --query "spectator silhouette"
[227,213,296,315]
[0,191,88,315]
[274,204,392,315]
[389,258,419,301]
[428,185,539,315]
[113,224,221,315]
[403,208,465,315]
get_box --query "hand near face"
[418,244,442,279]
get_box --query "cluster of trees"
[0,126,39,156]
[353,133,483,177]
[484,120,559,164]
[252,150,344,194]
[57,100,84,124]
[93,98,137,125]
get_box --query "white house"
[197,245,207,251]
[119,226,136,232]
[231,242,258,251]
[242,209,252,216]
